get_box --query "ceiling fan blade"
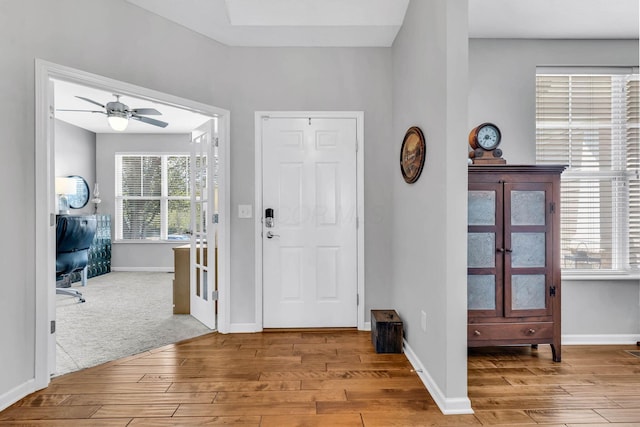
[131,114,169,128]
[76,96,105,109]
[131,108,162,116]
[56,109,105,114]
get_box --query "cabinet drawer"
[468,322,553,342]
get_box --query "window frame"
[535,67,640,279]
[115,152,192,243]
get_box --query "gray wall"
[96,133,192,270]
[469,38,640,338]
[391,0,469,407]
[0,0,393,401]
[223,47,393,324]
[54,119,96,215]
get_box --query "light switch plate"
[238,204,252,219]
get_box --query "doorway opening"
[35,60,230,382]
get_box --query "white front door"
[262,116,358,328]
[189,119,217,329]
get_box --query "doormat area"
[626,350,640,358]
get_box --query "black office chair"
[56,215,97,303]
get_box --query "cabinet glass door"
[504,183,553,317]
[468,184,503,317]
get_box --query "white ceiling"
[57,0,638,134]
[125,0,639,47]
[469,0,639,39]
[125,0,410,47]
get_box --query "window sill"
[562,272,640,281]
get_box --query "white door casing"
[260,114,362,328]
[190,119,218,330]
[46,78,57,377]
[28,60,230,414]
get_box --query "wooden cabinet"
[467,165,564,362]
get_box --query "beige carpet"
[55,271,212,376]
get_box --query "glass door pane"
[468,275,496,310]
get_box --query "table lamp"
[55,177,77,215]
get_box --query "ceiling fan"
[58,94,169,131]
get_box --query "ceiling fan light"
[107,113,129,131]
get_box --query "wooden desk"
[172,244,213,314]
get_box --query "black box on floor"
[371,309,403,353]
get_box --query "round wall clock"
[67,175,90,209]
[400,126,426,184]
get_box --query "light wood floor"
[1,330,639,426]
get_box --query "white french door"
[189,119,217,329]
[261,116,358,328]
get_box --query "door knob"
[266,231,280,239]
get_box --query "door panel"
[190,120,217,329]
[280,247,303,300]
[317,246,339,299]
[467,183,504,318]
[504,182,553,318]
[262,117,357,328]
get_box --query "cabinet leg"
[550,343,561,362]
[531,344,538,350]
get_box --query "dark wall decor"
[400,126,426,183]
[66,175,91,209]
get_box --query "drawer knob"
[528,328,536,335]
[473,330,481,336]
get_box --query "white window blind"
[115,154,192,241]
[536,70,640,274]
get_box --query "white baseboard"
[227,323,262,333]
[226,323,368,333]
[562,334,640,345]
[0,379,36,412]
[403,340,474,415]
[110,267,173,273]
